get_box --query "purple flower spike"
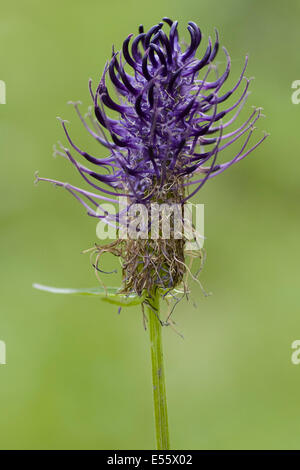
[37,18,268,218]
[36,19,268,294]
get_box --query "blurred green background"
[1,0,300,450]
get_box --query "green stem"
[147,290,170,450]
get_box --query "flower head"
[37,18,268,295]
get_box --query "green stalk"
[147,290,170,450]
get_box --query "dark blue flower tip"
[37,18,268,219]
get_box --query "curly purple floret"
[37,18,268,221]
